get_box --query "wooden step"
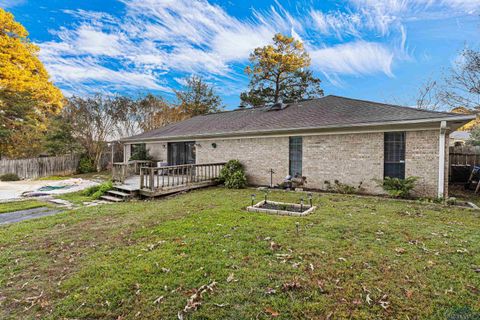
[100,195,124,202]
[108,190,131,197]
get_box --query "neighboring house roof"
[122,95,475,142]
[450,131,471,140]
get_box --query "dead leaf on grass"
[153,296,164,304]
[265,307,280,317]
[226,273,235,283]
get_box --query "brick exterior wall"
[140,128,446,197]
[196,137,289,186]
[302,133,384,193]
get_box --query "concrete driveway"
[0,207,64,225]
[0,178,98,201]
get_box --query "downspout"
[438,121,447,198]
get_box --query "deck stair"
[100,185,139,202]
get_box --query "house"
[449,131,471,146]
[121,95,475,198]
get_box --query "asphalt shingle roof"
[123,95,466,141]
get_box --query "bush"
[82,181,113,199]
[0,173,20,181]
[376,176,418,198]
[324,180,363,194]
[219,160,247,189]
[78,155,96,173]
[224,170,247,189]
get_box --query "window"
[130,143,146,156]
[289,137,302,177]
[384,132,405,179]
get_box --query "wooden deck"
[114,162,226,198]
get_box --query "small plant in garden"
[82,181,113,199]
[0,173,20,181]
[219,160,247,189]
[78,155,96,173]
[324,180,363,194]
[376,176,419,198]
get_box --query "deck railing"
[112,160,153,183]
[140,162,226,191]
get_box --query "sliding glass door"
[168,141,196,165]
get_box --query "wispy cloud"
[36,0,479,97]
[0,0,25,8]
[310,41,394,77]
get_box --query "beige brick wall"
[405,130,439,198]
[196,137,289,186]
[303,133,384,193]
[143,128,445,197]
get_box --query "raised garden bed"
[247,200,316,216]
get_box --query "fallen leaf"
[226,273,235,283]
[405,290,413,298]
[365,294,372,305]
[153,296,164,304]
[265,307,280,317]
[395,248,406,254]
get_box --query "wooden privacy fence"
[0,154,81,179]
[449,146,480,167]
[449,146,480,183]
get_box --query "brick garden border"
[246,200,316,216]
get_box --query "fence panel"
[449,146,480,167]
[0,154,81,179]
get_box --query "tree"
[240,33,323,107]
[0,9,63,110]
[64,95,123,172]
[175,75,223,116]
[439,49,480,110]
[416,79,440,111]
[0,9,63,158]
[136,94,185,132]
[44,114,83,156]
[0,90,45,158]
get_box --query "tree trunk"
[274,73,281,103]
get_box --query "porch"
[112,161,226,198]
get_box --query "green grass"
[0,188,478,319]
[0,200,49,214]
[54,191,96,205]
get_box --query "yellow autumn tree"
[0,8,63,158]
[240,33,323,107]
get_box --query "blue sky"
[2,0,479,109]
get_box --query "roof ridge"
[325,95,456,116]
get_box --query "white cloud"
[37,0,476,95]
[310,41,394,77]
[0,0,25,8]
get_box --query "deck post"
[140,168,144,189]
[149,167,154,191]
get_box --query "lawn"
[0,188,478,319]
[0,199,50,214]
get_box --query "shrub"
[376,176,418,198]
[324,180,363,194]
[224,170,247,189]
[219,160,247,189]
[78,155,95,173]
[0,173,20,181]
[82,181,113,199]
